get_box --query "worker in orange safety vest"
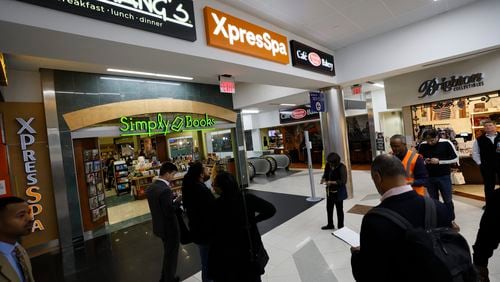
[390,134,428,196]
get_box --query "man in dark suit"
[146,162,181,282]
[351,154,452,282]
[0,196,35,282]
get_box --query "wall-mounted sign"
[376,132,385,151]
[16,117,45,232]
[309,92,325,113]
[418,73,484,98]
[279,105,320,124]
[0,102,59,248]
[290,40,335,76]
[120,113,215,136]
[17,0,197,42]
[204,6,289,64]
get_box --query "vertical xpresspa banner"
[0,103,58,248]
[16,0,196,41]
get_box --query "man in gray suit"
[146,162,181,282]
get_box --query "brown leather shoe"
[475,264,490,282]
[451,221,460,232]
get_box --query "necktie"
[13,245,32,282]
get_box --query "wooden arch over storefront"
[63,99,238,131]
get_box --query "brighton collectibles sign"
[290,40,335,76]
[418,73,484,98]
[120,114,215,136]
[204,6,290,64]
[16,118,45,232]
[17,0,197,41]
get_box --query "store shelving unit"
[130,175,154,200]
[470,110,500,138]
[114,160,131,195]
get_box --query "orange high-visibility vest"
[402,150,426,196]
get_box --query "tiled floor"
[107,198,150,225]
[31,169,500,282]
[186,169,500,282]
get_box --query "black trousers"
[473,203,500,267]
[161,235,180,282]
[326,194,344,228]
[479,165,500,206]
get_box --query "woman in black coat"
[320,152,348,230]
[208,172,276,282]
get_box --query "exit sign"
[219,75,235,94]
[351,84,362,95]
[220,81,235,94]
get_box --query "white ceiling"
[217,0,479,50]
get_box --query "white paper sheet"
[332,227,360,247]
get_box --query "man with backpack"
[351,154,476,282]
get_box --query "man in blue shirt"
[0,196,34,282]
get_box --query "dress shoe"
[451,221,460,232]
[475,264,489,282]
[321,225,335,230]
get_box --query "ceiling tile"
[266,0,336,25]
[338,0,394,30]
[381,0,433,16]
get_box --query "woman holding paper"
[320,152,348,230]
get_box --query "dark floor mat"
[347,204,375,215]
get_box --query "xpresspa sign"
[17,0,197,42]
[120,114,215,136]
[418,73,484,98]
[204,6,289,64]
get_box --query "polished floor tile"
[31,169,500,282]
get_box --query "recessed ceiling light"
[100,76,180,86]
[241,109,260,114]
[106,68,193,81]
[280,103,297,106]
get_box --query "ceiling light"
[241,109,260,114]
[100,76,180,86]
[106,68,193,81]
[280,103,297,106]
[374,83,384,88]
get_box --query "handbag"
[241,191,269,275]
[451,171,465,185]
[175,206,192,245]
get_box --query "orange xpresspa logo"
[204,6,289,64]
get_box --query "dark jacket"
[473,188,500,267]
[146,180,179,240]
[181,179,216,244]
[322,163,348,201]
[208,192,276,282]
[477,133,500,169]
[351,190,452,282]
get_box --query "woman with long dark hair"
[320,152,348,230]
[208,172,276,282]
[182,162,215,282]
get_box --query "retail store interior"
[411,91,500,201]
[74,114,237,229]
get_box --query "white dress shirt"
[156,178,171,187]
[472,133,497,165]
[380,185,413,202]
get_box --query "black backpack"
[369,197,477,282]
